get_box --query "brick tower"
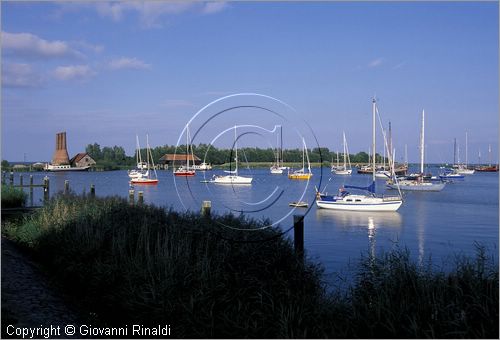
[52,132,70,165]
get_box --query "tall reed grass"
[3,194,498,338]
[1,185,27,208]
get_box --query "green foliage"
[346,248,499,338]
[85,142,385,167]
[1,185,27,208]
[1,160,10,171]
[5,195,327,338]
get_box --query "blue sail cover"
[345,181,375,193]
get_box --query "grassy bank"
[1,186,27,208]
[2,195,498,338]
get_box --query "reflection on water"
[316,209,403,259]
[316,209,403,229]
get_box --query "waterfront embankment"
[1,193,498,338]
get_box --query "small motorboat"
[289,201,308,208]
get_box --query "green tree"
[86,143,102,160]
[1,160,10,170]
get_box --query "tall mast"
[388,121,392,166]
[465,131,468,168]
[302,138,305,170]
[280,125,283,166]
[146,134,150,172]
[234,126,238,174]
[343,131,346,168]
[372,98,376,182]
[488,144,492,166]
[136,134,142,165]
[405,144,408,167]
[420,109,425,174]
[186,124,190,169]
[453,138,457,165]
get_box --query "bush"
[4,195,329,338]
[1,185,27,208]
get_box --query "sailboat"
[455,132,475,175]
[212,126,253,184]
[128,135,148,179]
[375,141,391,178]
[174,124,196,177]
[130,135,159,185]
[475,144,499,172]
[387,110,446,191]
[288,138,313,180]
[332,132,352,175]
[270,126,284,174]
[440,138,464,179]
[270,125,287,174]
[316,98,403,211]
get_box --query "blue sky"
[2,1,498,164]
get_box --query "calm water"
[16,166,499,284]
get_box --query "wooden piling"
[137,191,144,205]
[293,215,304,260]
[129,189,135,205]
[29,175,34,206]
[43,176,50,203]
[90,184,95,198]
[9,172,14,185]
[201,200,211,217]
[19,174,23,187]
[64,180,69,194]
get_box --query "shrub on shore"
[1,185,27,208]
[3,194,498,338]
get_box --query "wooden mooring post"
[9,172,14,185]
[90,184,95,198]
[201,200,211,217]
[293,215,304,260]
[43,176,50,202]
[19,174,23,187]
[129,189,135,205]
[137,191,144,205]
[64,180,70,194]
[29,175,34,206]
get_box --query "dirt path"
[1,237,81,338]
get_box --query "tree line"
[85,142,387,169]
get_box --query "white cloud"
[202,2,228,14]
[73,40,104,54]
[393,61,407,70]
[108,57,151,70]
[94,1,195,28]
[2,31,83,59]
[58,1,228,28]
[368,58,384,68]
[2,62,44,88]
[53,65,95,81]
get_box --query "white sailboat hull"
[456,168,475,175]
[332,168,352,175]
[387,181,446,192]
[316,194,402,211]
[375,170,391,178]
[212,175,253,184]
[270,166,284,174]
